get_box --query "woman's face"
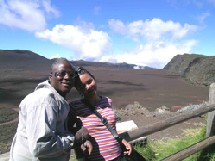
[78,73,97,97]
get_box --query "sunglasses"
[54,71,75,78]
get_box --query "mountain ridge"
[164,53,215,86]
[0,50,148,72]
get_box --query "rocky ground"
[115,101,208,141]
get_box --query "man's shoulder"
[23,88,54,102]
[32,87,52,96]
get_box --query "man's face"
[49,61,75,97]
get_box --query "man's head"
[49,58,75,97]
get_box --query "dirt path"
[0,117,18,126]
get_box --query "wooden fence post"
[206,83,215,137]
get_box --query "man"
[9,58,92,161]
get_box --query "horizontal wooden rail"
[161,135,215,161]
[123,104,215,142]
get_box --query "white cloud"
[42,0,59,16]
[106,18,199,68]
[197,12,210,24]
[36,24,110,60]
[108,18,198,40]
[100,39,197,69]
[108,19,127,35]
[0,0,58,32]
[35,18,199,69]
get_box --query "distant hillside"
[0,50,52,80]
[0,50,51,68]
[0,50,146,81]
[164,54,215,86]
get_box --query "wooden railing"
[122,83,215,161]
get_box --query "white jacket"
[9,80,74,161]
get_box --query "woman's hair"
[74,67,95,94]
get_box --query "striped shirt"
[70,97,121,161]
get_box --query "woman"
[68,67,133,161]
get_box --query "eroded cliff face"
[164,54,215,86]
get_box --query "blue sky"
[0,0,215,69]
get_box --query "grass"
[133,143,156,161]
[150,126,205,160]
[133,123,215,161]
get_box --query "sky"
[0,0,215,69]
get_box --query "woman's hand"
[121,139,132,155]
[81,140,93,155]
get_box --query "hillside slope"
[0,50,52,80]
[164,54,215,86]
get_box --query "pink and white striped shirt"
[70,97,122,161]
